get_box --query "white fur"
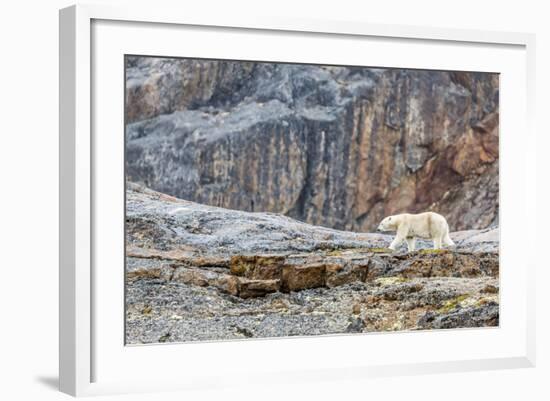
[376,212,455,252]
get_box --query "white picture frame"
[59,4,536,397]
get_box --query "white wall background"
[0,0,547,399]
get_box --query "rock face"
[125,184,499,344]
[125,57,499,232]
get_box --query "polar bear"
[376,212,455,252]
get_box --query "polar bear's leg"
[389,236,403,251]
[442,225,455,247]
[406,237,416,252]
[433,236,442,249]
[443,234,455,247]
[389,225,408,251]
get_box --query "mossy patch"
[367,247,394,253]
[327,249,343,256]
[229,255,255,276]
[327,247,382,256]
[230,261,248,276]
[418,249,448,255]
[438,294,469,313]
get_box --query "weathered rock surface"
[126,184,499,343]
[125,57,498,232]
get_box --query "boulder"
[281,263,327,292]
[325,262,369,288]
[237,278,281,298]
[230,255,285,280]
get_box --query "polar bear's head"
[377,215,398,232]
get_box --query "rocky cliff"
[125,184,499,344]
[125,56,499,232]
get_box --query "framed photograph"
[59,4,536,396]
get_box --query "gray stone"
[125,57,499,233]
[125,185,500,344]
